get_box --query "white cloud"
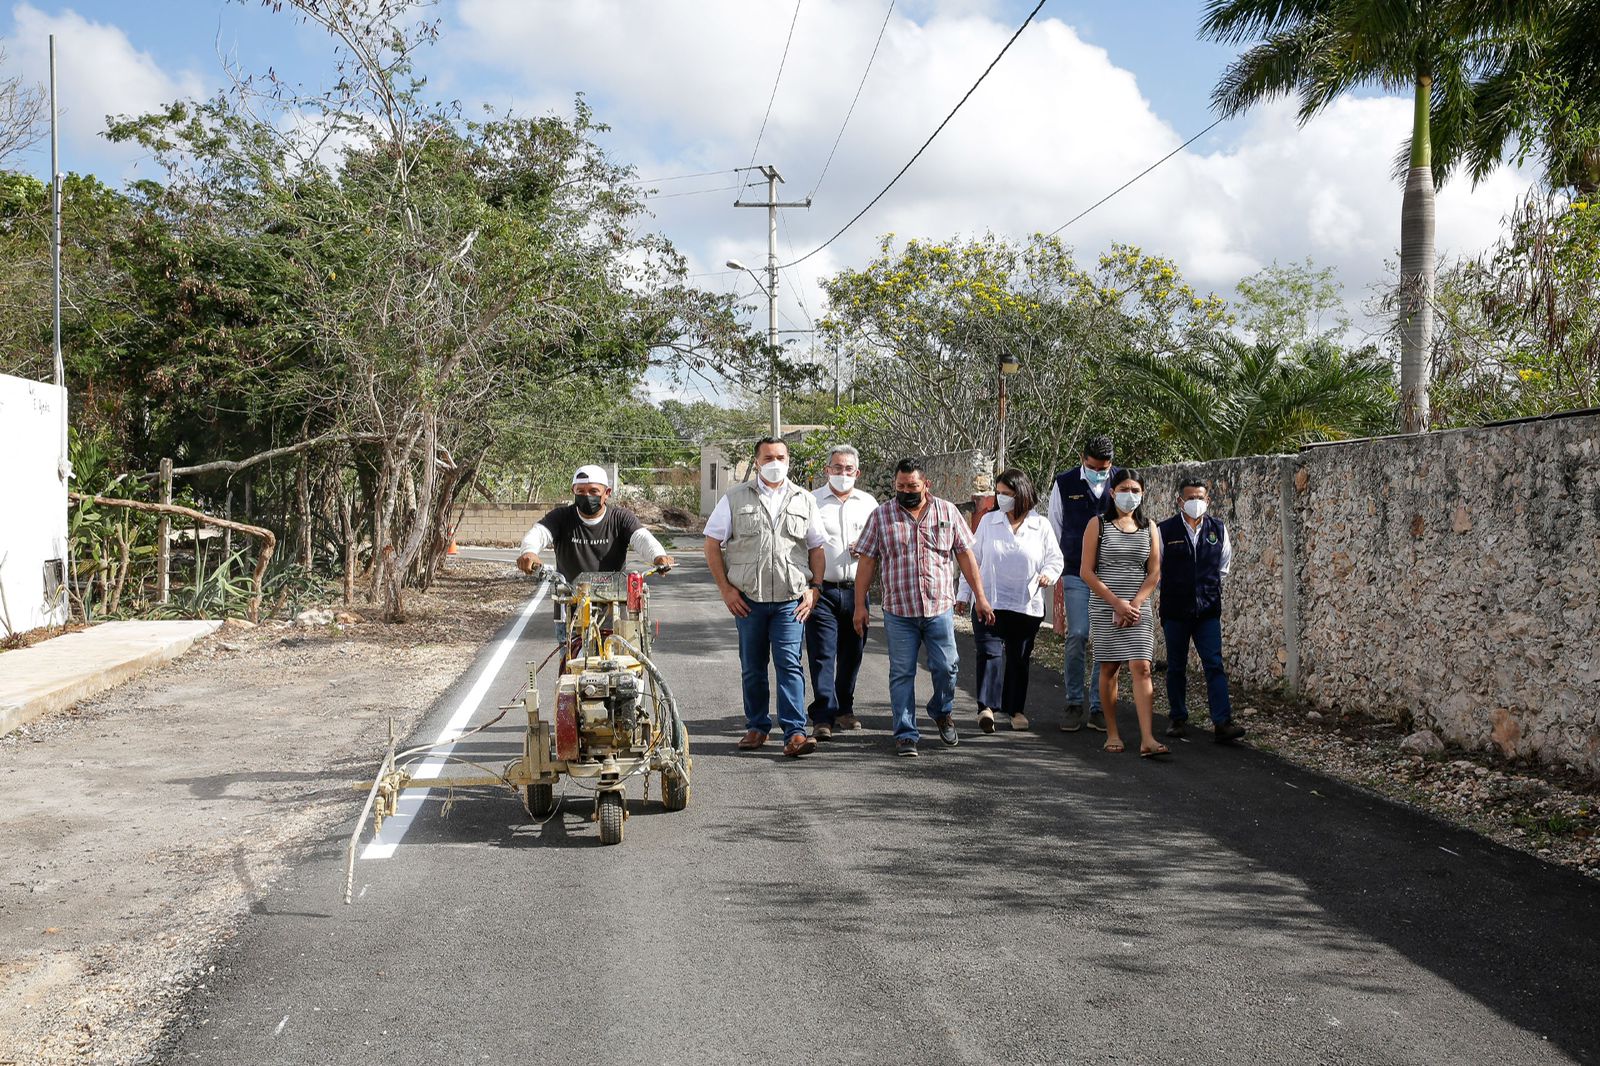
[6,2,206,177]
[447,1,1534,359]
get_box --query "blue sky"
[4,1,1534,399]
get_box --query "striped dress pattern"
[1088,518,1156,663]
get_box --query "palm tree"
[1117,336,1394,459]
[1201,1,1542,434]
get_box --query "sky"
[2,0,1537,405]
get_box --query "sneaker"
[1060,704,1086,732]
[1214,720,1247,744]
[1166,719,1188,738]
[978,708,996,734]
[814,722,834,741]
[1009,712,1029,731]
[1087,710,1107,732]
[936,716,960,747]
[836,713,863,731]
[895,739,919,757]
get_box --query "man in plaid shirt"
[853,458,995,756]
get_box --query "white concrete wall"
[0,374,69,634]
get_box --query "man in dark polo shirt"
[516,465,674,638]
[1157,477,1244,743]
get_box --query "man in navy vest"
[1157,479,1245,742]
[1047,434,1122,732]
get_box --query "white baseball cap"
[572,464,611,489]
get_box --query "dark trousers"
[1162,614,1233,724]
[804,583,868,724]
[973,609,1045,717]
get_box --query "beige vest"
[720,480,816,602]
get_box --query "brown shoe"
[783,733,818,758]
[814,722,833,741]
[835,714,862,731]
[736,730,768,750]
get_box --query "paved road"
[170,554,1598,1065]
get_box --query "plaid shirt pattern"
[853,496,974,618]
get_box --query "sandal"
[1103,739,1125,753]
[1140,743,1171,759]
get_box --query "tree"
[1235,257,1350,350]
[1117,334,1394,459]
[0,43,45,169]
[820,233,1229,481]
[1202,0,1543,434]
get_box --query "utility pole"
[50,35,67,482]
[733,166,809,439]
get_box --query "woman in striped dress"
[1080,471,1168,758]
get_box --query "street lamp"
[727,258,781,438]
[997,352,1020,473]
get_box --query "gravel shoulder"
[0,560,528,1066]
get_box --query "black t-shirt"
[538,504,643,580]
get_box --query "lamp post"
[997,352,1020,472]
[727,257,781,438]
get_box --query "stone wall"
[1143,410,1600,776]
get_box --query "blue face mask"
[1085,466,1110,486]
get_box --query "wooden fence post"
[157,458,172,604]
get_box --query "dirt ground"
[0,560,529,1066]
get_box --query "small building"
[0,373,69,635]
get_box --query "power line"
[1045,117,1225,237]
[622,167,747,186]
[642,181,760,201]
[808,0,895,200]
[778,0,1047,269]
[745,0,805,173]
[778,207,818,334]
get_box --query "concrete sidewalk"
[0,620,221,735]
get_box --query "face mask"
[1182,499,1207,520]
[896,490,924,510]
[828,474,856,493]
[574,493,604,517]
[759,460,788,484]
[1114,491,1141,514]
[1085,466,1110,486]
[993,493,1016,514]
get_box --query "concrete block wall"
[1144,410,1600,775]
[452,503,556,547]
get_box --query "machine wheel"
[597,791,625,845]
[525,783,556,819]
[662,771,690,812]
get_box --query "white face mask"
[759,460,789,484]
[1182,498,1208,520]
[1114,491,1142,514]
[828,474,856,493]
[993,493,1016,514]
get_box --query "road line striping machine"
[345,565,691,901]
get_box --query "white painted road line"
[360,582,549,861]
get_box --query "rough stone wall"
[917,450,994,503]
[1145,410,1600,776]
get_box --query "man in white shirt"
[1047,434,1124,733]
[1156,478,1244,743]
[516,464,674,640]
[703,438,828,758]
[805,445,878,739]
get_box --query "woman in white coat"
[957,469,1064,732]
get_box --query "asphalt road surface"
[169,552,1599,1065]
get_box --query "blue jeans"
[805,584,868,724]
[734,595,808,739]
[1162,614,1232,724]
[1061,575,1101,711]
[881,610,958,743]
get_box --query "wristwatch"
[807,580,822,590]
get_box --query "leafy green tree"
[1117,334,1394,459]
[1235,258,1350,351]
[1202,0,1544,434]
